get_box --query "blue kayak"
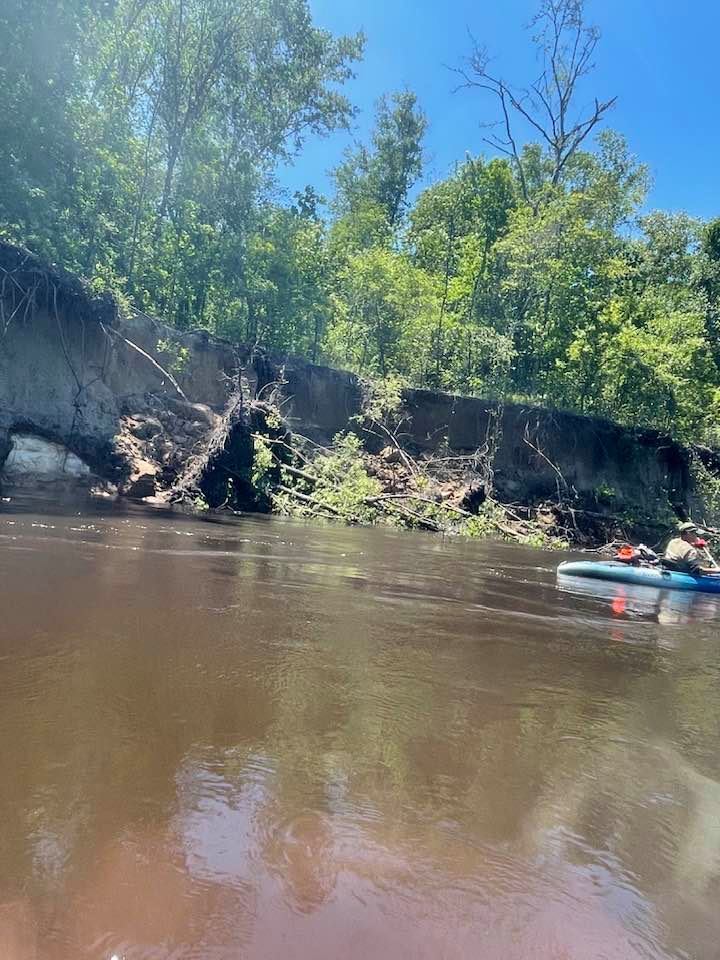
[557,560,720,594]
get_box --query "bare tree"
[456,0,616,205]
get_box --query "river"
[1,496,719,959]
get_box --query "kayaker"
[663,522,717,575]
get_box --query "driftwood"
[271,446,536,540]
[378,500,441,531]
[276,484,352,520]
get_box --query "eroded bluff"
[0,239,701,543]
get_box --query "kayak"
[557,560,720,594]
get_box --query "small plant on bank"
[252,434,275,491]
[157,337,191,374]
[594,481,617,504]
[362,374,406,424]
[312,433,383,517]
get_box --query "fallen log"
[275,484,355,520]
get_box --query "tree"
[457,0,616,205]
[408,157,517,390]
[93,0,362,224]
[596,295,717,439]
[490,134,647,403]
[697,217,720,364]
[634,211,702,292]
[88,0,363,323]
[230,192,332,359]
[332,92,427,238]
[0,0,107,257]
[325,247,438,379]
[0,0,363,332]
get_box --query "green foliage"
[462,503,567,549]
[690,454,720,528]
[406,157,518,391]
[325,247,439,378]
[221,197,333,354]
[300,433,382,522]
[594,482,617,504]
[251,434,275,490]
[362,375,406,423]
[157,338,191,374]
[332,92,427,232]
[273,432,382,523]
[266,428,568,544]
[3,0,720,453]
[0,0,362,344]
[593,296,716,439]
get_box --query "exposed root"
[171,390,253,509]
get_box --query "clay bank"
[0,240,710,544]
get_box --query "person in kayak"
[663,522,717,575]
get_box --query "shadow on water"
[1,495,720,958]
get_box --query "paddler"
[662,521,717,575]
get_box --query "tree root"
[171,389,254,508]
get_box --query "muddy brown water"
[2,495,720,960]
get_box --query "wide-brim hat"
[678,521,698,533]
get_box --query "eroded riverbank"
[1,238,706,547]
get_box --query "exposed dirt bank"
[0,239,706,545]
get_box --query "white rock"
[3,434,91,479]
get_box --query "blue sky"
[279,0,719,220]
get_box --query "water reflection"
[1,499,720,958]
[558,571,720,627]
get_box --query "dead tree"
[456,0,616,205]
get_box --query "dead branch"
[277,460,318,486]
[485,495,526,525]
[362,420,419,476]
[378,500,442,531]
[522,419,569,500]
[290,433,335,455]
[455,0,616,199]
[367,492,472,517]
[275,484,351,520]
[101,323,188,400]
[471,404,502,495]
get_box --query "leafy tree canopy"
[1,0,719,443]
